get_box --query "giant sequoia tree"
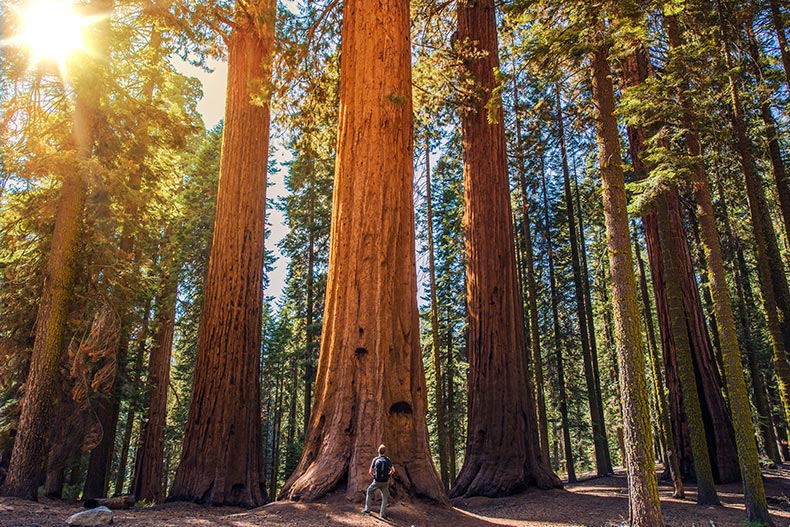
[450,0,560,498]
[167,0,275,507]
[278,0,446,503]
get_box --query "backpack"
[373,456,392,482]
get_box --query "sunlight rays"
[2,0,106,78]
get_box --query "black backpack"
[373,456,392,482]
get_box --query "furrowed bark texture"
[167,3,274,507]
[450,0,560,498]
[278,0,447,504]
[589,35,662,527]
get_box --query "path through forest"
[3,466,790,527]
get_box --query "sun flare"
[8,0,92,72]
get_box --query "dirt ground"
[3,466,790,527]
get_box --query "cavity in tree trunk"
[278,0,446,503]
[167,1,275,507]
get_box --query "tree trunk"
[557,84,612,475]
[667,7,773,521]
[167,1,275,507]
[624,34,738,485]
[541,167,576,484]
[589,25,663,526]
[717,6,790,431]
[425,133,450,490]
[446,318,457,483]
[719,180,783,465]
[131,271,178,503]
[656,193,720,506]
[744,25,790,248]
[633,226,684,498]
[278,0,446,503]
[0,0,109,499]
[448,0,559,498]
[514,77,550,461]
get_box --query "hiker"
[362,444,395,518]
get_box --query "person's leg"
[379,482,389,517]
[363,481,376,513]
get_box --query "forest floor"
[3,465,790,527]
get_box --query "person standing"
[363,444,395,518]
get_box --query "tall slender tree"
[424,133,450,490]
[557,83,612,476]
[588,7,662,525]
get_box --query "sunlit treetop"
[2,0,104,77]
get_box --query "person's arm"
[389,463,395,476]
[369,458,376,477]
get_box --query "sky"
[173,57,292,303]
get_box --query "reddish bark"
[450,0,560,498]
[167,1,274,507]
[278,0,446,503]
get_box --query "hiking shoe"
[362,510,370,515]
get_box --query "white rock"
[66,506,113,526]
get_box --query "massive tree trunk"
[0,1,109,500]
[167,1,274,507]
[278,0,446,504]
[449,0,560,498]
[589,22,663,526]
[557,84,612,476]
[131,267,178,503]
